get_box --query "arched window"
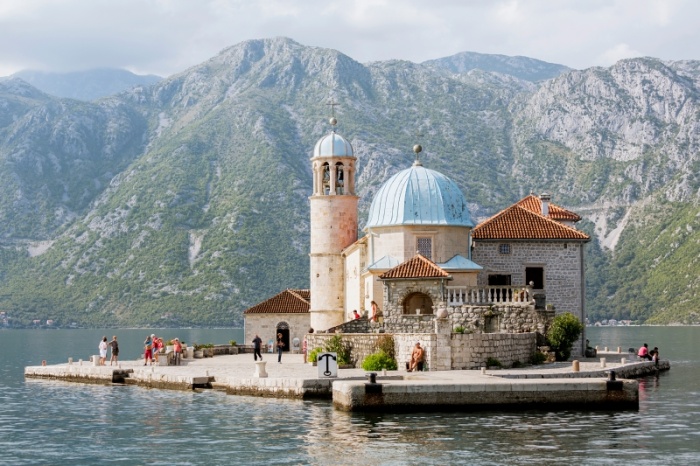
[335,162,344,194]
[322,163,330,195]
[403,292,434,315]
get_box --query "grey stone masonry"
[451,333,536,370]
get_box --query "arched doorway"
[276,322,290,352]
[403,292,434,315]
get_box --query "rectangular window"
[417,237,432,260]
[525,267,544,289]
[498,244,511,255]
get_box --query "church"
[244,116,589,368]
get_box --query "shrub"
[511,360,523,368]
[530,352,547,365]
[324,335,351,365]
[308,347,323,363]
[361,350,398,371]
[454,326,465,334]
[546,312,584,361]
[486,357,502,368]
[229,340,237,346]
[374,334,395,360]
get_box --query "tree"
[546,312,584,361]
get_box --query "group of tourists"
[97,335,119,366]
[143,334,185,365]
[638,343,660,364]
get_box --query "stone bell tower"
[309,116,358,331]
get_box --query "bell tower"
[309,115,358,331]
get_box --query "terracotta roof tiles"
[516,194,581,221]
[379,254,450,280]
[472,205,589,241]
[243,289,310,314]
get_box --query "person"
[152,335,161,362]
[370,301,378,322]
[173,338,182,365]
[98,336,108,366]
[144,334,153,365]
[638,343,652,361]
[276,333,284,363]
[109,335,119,366]
[651,346,660,366]
[353,310,361,320]
[409,341,425,372]
[302,338,308,363]
[252,334,263,361]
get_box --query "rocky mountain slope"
[10,68,162,101]
[1,37,698,326]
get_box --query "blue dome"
[313,131,353,158]
[366,163,474,228]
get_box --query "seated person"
[637,343,652,361]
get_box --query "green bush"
[374,334,395,361]
[511,360,523,368]
[454,326,465,334]
[361,350,398,371]
[324,335,351,365]
[229,340,237,346]
[308,347,323,363]
[530,352,547,365]
[486,357,502,368]
[546,312,584,361]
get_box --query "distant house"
[243,289,310,353]
[472,193,590,325]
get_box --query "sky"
[0,0,698,78]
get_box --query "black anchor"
[318,353,337,376]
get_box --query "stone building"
[244,118,590,366]
[243,289,310,354]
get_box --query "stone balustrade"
[446,286,532,306]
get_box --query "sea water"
[0,327,699,465]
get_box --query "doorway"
[276,323,290,352]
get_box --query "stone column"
[434,317,452,371]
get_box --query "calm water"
[1,327,699,465]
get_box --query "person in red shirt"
[638,343,652,361]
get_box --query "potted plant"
[192,344,205,359]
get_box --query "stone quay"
[24,351,668,412]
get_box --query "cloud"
[0,0,698,77]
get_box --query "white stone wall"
[450,333,537,369]
[244,314,311,351]
[367,225,471,264]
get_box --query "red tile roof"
[379,254,450,279]
[243,289,310,314]
[516,194,581,221]
[473,204,589,241]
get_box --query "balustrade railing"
[446,286,532,306]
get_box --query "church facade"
[244,118,590,366]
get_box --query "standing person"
[409,341,425,372]
[276,333,284,363]
[98,336,108,366]
[151,335,160,362]
[173,338,182,365]
[109,336,119,366]
[143,335,153,365]
[370,301,378,322]
[302,338,308,363]
[252,334,263,361]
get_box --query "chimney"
[539,193,551,217]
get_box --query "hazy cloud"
[0,0,698,77]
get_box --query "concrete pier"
[24,352,668,411]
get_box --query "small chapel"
[244,116,590,369]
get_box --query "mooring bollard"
[78,359,83,366]
[367,372,377,384]
[621,358,626,365]
[600,357,606,368]
[42,360,46,366]
[617,346,622,353]
[254,361,268,378]
[572,360,580,372]
[608,370,616,381]
[595,345,599,351]
[604,347,609,352]
[481,367,486,375]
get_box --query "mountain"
[0,37,699,327]
[423,51,570,82]
[10,68,162,101]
